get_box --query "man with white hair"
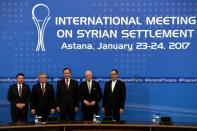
[79,70,102,120]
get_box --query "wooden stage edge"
[0,121,197,131]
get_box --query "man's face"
[39,74,47,84]
[64,69,71,79]
[110,71,118,81]
[17,75,24,84]
[85,71,92,81]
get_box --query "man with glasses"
[102,69,126,121]
[79,70,102,120]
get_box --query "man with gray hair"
[31,72,55,121]
[79,70,102,120]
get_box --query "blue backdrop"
[0,0,197,123]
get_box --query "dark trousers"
[105,108,120,121]
[61,109,75,120]
[82,106,98,120]
[11,107,28,122]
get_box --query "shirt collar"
[40,83,46,87]
[17,83,22,87]
[65,78,70,82]
[112,79,117,83]
[87,80,92,83]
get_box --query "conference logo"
[32,4,51,52]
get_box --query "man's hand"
[90,101,96,106]
[16,103,21,109]
[21,103,25,108]
[75,107,78,112]
[83,100,90,106]
[31,109,35,115]
[16,103,24,109]
[56,107,60,112]
[102,107,105,113]
[51,109,55,114]
[119,108,124,114]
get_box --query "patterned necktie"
[18,85,22,97]
[65,79,69,91]
[41,84,45,95]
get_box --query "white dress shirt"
[111,80,117,92]
[87,80,92,93]
[40,83,46,88]
[65,78,70,87]
[17,83,22,91]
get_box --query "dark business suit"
[102,80,126,121]
[79,80,102,120]
[56,79,79,120]
[7,83,31,122]
[31,83,55,121]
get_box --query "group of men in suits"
[7,68,126,122]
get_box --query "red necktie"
[65,80,69,91]
[18,85,22,97]
[41,84,45,95]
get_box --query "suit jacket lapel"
[90,82,94,94]
[21,84,24,97]
[15,84,20,97]
[45,83,48,94]
[109,81,112,93]
[38,84,43,95]
[62,80,66,91]
[68,79,73,91]
[85,81,89,95]
[69,79,72,89]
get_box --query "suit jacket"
[31,83,55,115]
[7,83,31,110]
[56,79,79,112]
[79,80,102,111]
[102,80,126,112]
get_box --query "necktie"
[18,85,22,97]
[41,84,45,95]
[65,79,69,91]
[88,81,91,94]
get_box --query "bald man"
[79,70,102,120]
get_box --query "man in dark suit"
[7,73,31,122]
[31,72,55,121]
[79,70,102,120]
[102,69,126,121]
[56,67,79,120]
